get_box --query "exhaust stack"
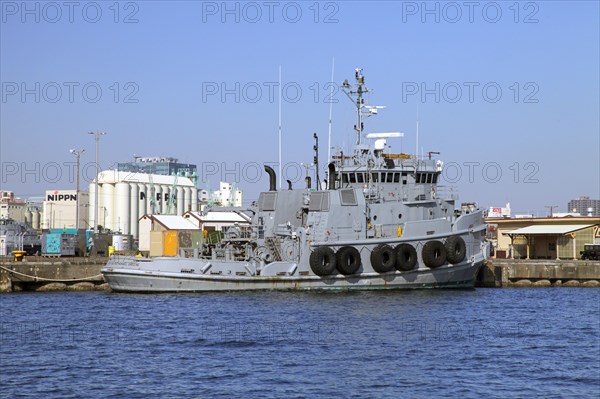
[264,165,277,191]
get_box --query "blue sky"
[1,0,599,215]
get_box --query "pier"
[0,257,107,293]
[1,257,599,292]
[477,259,600,287]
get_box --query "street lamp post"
[69,148,85,230]
[88,131,106,233]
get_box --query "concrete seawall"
[477,259,600,288]
[0,257,108,293]
[2,258,599,292]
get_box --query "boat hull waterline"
[103,254,487,292]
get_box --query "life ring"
[445,236,466,264]
[395,243,418,271]
[370,244,396,273]
[422,240,446,268]
[336,246,362,275]
[309,247,336,276]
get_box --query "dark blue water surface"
[1,288,599,398]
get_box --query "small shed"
[138,214,200,254]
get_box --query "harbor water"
[1,289,599,398]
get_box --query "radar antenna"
[341,68,384,146]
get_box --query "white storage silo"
[138,183,146,218]
[192,188,198,211]
[32,210,40,229]
[177,186,184,215]
[116,182,130,234]
[184,187,192,213]
[154,185,162,215]
[145,183,153,214]
[129,182,139,237]
[102,183,114,230]
[89,183,96,229]
[161,185,169,214]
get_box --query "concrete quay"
[476,259,600,288]
[2,257,599,292]
[0,257,108,293]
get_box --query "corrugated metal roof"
[185,211,251,223]
[505,224,595,235]
[152,215,199,230]
[200,212,250,223]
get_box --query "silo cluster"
[89,171,198,238]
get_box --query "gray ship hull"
[102,253,486,293]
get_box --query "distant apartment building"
[568,196,600,217]
[0,191,26,223]
[199,182,243,209]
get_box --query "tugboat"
[102,69,489,292]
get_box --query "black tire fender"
[309,247,337,276]
[422,240,446,269]
[370,244,396,273]
[395,243,418,271]
[445,236,466,264]
[336,246,362,275]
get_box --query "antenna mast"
[314,133,320,190]
[416,105,419,162]
[341,68,369,146]
[327,57,335,162]
[278,65,282,190]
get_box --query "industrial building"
[117,156,197,182]
[42,190,89,229]
[0,191,26,223]
[89,170,199,238]
[487,216,600,260]
[568,196,600,217]
[198,182,243,208]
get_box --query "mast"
[327,57,335,162]
[341,68,368,146]
[278,65,282,190]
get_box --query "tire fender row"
[309,236,466,276]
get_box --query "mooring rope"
[0,265,104,283]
